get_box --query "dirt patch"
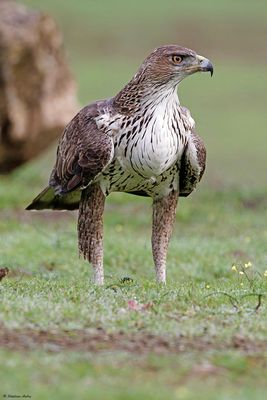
[66,13,267,64]
[0,326,266,355]
[0,268,34,281]
[240,196,266,210]
[0,268,9,281]
[0,209,76,223]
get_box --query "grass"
[0,349,266,400]
[0,1,266,399]
[1,182,267,398]
[1,185,267,336]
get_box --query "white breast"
[135,118,176,176]
[96,91,195,182]
[117,101,188,178]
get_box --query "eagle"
[27,45,213,285]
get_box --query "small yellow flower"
[231,265,238,272]
[240,282,244,286]
[239,271,244,275]
[244,262,252,269]
[206,285,210,289]
[264,270,267,277]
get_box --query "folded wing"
[179,129,206,197]
[26,101,114,210]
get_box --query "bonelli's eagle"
[27,45,213,285]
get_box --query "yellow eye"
[171,55,183,64]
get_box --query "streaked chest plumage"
[95,94,195,197]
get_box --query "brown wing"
[179,129,206,197]
[49,101,114,195]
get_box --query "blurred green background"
[21,0,267,189]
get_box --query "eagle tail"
[26,186,81,210]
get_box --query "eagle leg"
[152,190,179,283]
[78,184,105,285]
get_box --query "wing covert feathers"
[49,102,114,195]
[179,130,206,197]
[26,101,114,210]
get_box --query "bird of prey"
[27,45,213,285]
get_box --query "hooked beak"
[196,55,214,76]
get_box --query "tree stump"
[0,0,78,172]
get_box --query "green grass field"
[0,1,266,399]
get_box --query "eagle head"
[138,45,213,86]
